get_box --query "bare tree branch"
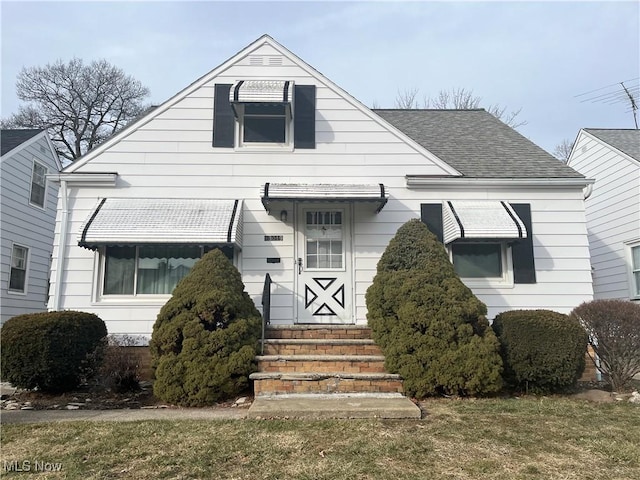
[2,58,150,161]
[392,87,526,129]
[553,138,575,163]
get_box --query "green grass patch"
[1,398,639,479]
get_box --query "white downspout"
[52,179,68,311]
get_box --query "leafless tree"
[1,58,150,161]
[553,138,575,163]
[394,87,422,109]
[394,87,526,128]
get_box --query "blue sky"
[1,1,638,154]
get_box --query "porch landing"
[247,393,421,419]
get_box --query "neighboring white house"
[48,35,594,343]
[1,129,62,324]
[567,128,640,302]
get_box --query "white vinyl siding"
[49,41,593,340]
[0,133,60,324]
[568,130,640,301]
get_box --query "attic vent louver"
[249,56,264,66]
[269,56,283,66]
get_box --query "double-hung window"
[30,161,47,208]
[629,243,640,299]
[9,244,29,293]
[239,103,290,146]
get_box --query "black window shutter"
[294,85,316,149]
[213,84,234,148]
[420,203,444,243]
[511,203,536,284]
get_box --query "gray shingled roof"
[585,129,639,162]
[374,109,584,178]
[1,129,43,156]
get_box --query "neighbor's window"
[451,243,503,278]
[631,245,640,298]
[103,245,233,296]
[239,103,290,146]
[30,161,47,208]
[9,245,29,293]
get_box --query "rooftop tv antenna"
[575,77,639,129]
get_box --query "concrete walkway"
[1,407,246,425]
[2,394,421,424]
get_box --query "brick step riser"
[266,328,373,340]
[258,360,387,374]
[263,344,383,356]
[254,378,404,396]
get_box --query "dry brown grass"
[1,397,638,479]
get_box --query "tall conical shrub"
[366,219,503,397]
[150,249,261,406]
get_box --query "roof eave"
[406,176,594,188]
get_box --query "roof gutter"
[48,172,118,187]
[406,176,595,189]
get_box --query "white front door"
[295,205,353,324]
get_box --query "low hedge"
[0,311,107,392]
[492,309,587,394]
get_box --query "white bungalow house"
[48,35,594,343]
[567,129,640,302]
[1,129,61,324]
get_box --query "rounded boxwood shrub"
[366,219,503,398]
[0,311,107,392]
[492,309,587,394]
[150,249,262,406]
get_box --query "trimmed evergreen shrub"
[0,311,107,392]
[150,249,261,406]
[492,309,587,394]
[366,219,503,398]
[571,299,640,392]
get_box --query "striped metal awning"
[261,183,388,212]
[229,80,293,104]
[442,200,527,244]
[78,199,243,250]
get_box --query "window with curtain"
[102,245,232,296]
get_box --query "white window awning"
[230,80,293,104]
[78,199,243,250]
[261,183,389,212]
[442,200,527,244]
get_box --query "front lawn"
[1,398,638,479]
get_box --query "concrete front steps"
[248,325,420,419]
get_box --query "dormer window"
[213,81,315,150]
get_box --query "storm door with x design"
[296,206,353,324]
